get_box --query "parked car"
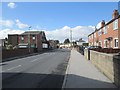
[87,46,102,50]
[79,46,85,55]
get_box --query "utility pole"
[28,26,32,53]
[70,29,72,49]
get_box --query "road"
[1,49,70,89]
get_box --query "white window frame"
[104,26,107,34]
[21,36,24,40]
[114,38,118,48]
[98,29,102,36]
[113,19,118,30]
[104,40,108,48]
[32,35,36,40]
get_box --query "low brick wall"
[92,48,120,54]
[2,48,34,61]
[90,50,120,87]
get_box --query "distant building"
[88,10,120,49]
[7,31,47,51]
[59,43,71,48]
[18,31,47,52]
[1,38,8,47]
[8,34,19,47]
[48,40,59,49]
[76,38,85,46]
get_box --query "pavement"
[63,49,117,88]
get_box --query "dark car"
[79,46,85,55]
[87,46,102,50]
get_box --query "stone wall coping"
[90,50,115,57]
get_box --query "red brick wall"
[36,34,42,52]
[2,48,34,60]
[18,34,42,51]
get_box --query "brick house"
[18,31,47,52]
[7,31,47,52]
[88,10,120,49]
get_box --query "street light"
[70,29,72,49]
[28,26,32,53]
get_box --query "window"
[21,36,24,40]
[98,29,102,36]
[113,19,118,30]
[104,40,108,48]
[32,35,35,40]
[114,39,118,48]
[104,26,107,34]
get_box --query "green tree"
[55,40,59,44]
[64,38,70,44]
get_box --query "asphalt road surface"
[1,49,70,89]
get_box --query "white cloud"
[0,26,95,43]
[96,22,101,29]
[28,25,95,43]
[0,20,14,28]
[8,2,16,9]
[0,29,24,39]
[15,19,29,29]
[43,26,95,43]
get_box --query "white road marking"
[30,59,39,62]
[2,65,22,72]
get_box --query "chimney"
[101,20,105,27]
[112,9,119,19]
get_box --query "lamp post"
[28,26,32,53]
[70,29,72,49]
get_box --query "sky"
[0,2,119,43]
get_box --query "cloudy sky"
[1,2,118,42]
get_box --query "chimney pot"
[101,20,105,27]
[112,9,119,19]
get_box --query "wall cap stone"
[90,50,115,57]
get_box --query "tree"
[64,38,70,44]
[55,40,59,44]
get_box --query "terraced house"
[88,9,120,49]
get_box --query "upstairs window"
[32,35,36,40]
[98,29,102,36]
[113,19,118,30]
[104,26,107,34]
[21,36,24,40]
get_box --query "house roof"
[88,15,120,37]
[21,31,43,35]
[76,40,85,42]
